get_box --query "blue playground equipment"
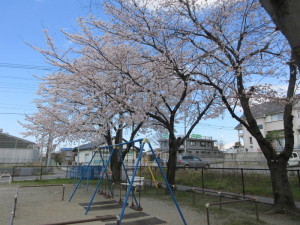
[69,138,187,225]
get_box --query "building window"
[196,151,199,154]
[258,124,263,129]
[249,137,253,145]
[207,142,212,147]
[190,141,196,146]
[271,113,283,121]
[200,142,206,146]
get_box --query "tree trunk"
[110,128,122,182]
[268,158,297,213]
[104,129,122,183]
[166,140,179,187]
[111,149,121,182]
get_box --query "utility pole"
[77,141,80,165]
[46,133,53,166]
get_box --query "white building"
[0,131,39,164]
[235,102,300,152]
[73,142,102,166]
[73,140,138,166]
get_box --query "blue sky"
[0,0,239,148]
[0,0,92,141]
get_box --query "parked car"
[288,152,300,167]
[177,155,210,169]
[156,158,165,167]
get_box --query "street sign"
[191,134,201,139]
[162,134,169,139]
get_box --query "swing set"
[69,138,187,225]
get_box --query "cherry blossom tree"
[70,2,222,185]
[260,0,300,71]
[22,36,147,181]
[23,3,221,185]
[161,0,299,214]
[85,0,300,214]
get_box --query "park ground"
[1,183,300,225]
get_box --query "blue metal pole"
[149,142,188,225]
[118,142,145,223]
[96,139,143,151]
[85,148,115,215]
[69,151,97,202]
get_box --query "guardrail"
[188,188,259,225]
[205,198,259,225]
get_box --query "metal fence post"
[297,170,300,190]
[192,188,195,206]
[62,184,65,201]
[241,168,245,198]
[201,168,205,194]
[12,166,15,182]
[218,192,222,210]
[206,204,210,225]
[40,166,43,180]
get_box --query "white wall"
[0,148,37,163]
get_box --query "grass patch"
[141,167,300,201]
[12,166,300,202]
[142,185,270,225]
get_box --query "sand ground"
[0,183,299,225]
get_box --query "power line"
[0,89,37,93]
[0,82,38,88]
[0,106,34,110]
[0,62,56,71]
[177,123,235,130]
[0,112,32,115]
[0,74,38,81]
[0,102,34,107]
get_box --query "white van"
[288,152,300,167]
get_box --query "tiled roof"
[60,148,73,151]
[250,102,284,119]
[234,102,284,130]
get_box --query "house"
[73,139,139,166]
[73,142,101,166]
[158,135,222,162]
[0,130,39,164]
[51,148,74,166]
[60,148,74,164]
[235,102,300,152]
